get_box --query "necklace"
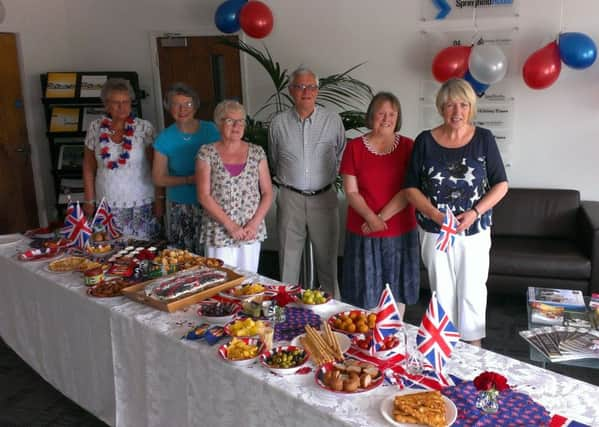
[99,115,135,170]
[178,121,198,142]
[363,133,399,156]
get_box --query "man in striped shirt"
[268,66,346,299]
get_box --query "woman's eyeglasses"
[172,101,194,109]
[222,118,246,127]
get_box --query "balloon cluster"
[432,43,507,97]
[214,0,274,39]
[523,32,597,90]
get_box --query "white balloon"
[468,44,508,85]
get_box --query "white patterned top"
[84,117,155,208]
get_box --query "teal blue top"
[154,120,220,204]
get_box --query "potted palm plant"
[218,38,374,156]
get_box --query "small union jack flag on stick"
[435,208,458,253]
[416,291,460,372]
[60,201,92,248]
[371,284,404,355]
[91,197,122,239]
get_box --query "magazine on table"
[527,287,586,311]
[520,326,599,362]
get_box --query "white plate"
[291,331,351,354]
[0,234,22,246]
[379,392,457,427]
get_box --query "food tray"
[121,266,245,312]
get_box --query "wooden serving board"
[121,267,244,312]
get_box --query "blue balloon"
[558,32,597,69]
[464,70,490,97]
[214,0,247,34]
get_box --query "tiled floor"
[2,252,598,426]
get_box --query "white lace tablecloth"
[1,237,598,427]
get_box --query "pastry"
[393,391,447,427]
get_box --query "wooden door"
[157,35,243,127]
[0,33,39,232]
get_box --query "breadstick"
[300,336,327,365]
[305,326,334,359]
[323,322,344,361]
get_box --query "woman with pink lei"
[83,78,161,239]
[196,100,273,272]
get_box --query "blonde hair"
[213,99,246,124]
[435,78,477,122]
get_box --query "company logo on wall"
[424,0,517,21]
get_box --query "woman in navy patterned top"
[404,78,508,346]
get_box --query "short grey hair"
[163,82,200,110]
[100,78,135,104]
[213,99,246,124]
[290,66,319,87]
[435,78,477,122]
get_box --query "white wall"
[1,0,599,225]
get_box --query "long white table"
[1,237,598,426]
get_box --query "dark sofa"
[419,188,599,296]
[489,188,599,296]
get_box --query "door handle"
[15,146,30,154]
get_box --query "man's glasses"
[222,118,246,127]
[107,99,131,106]
[172,101,194,109]
[290,84,319,92]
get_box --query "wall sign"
[421,0,518,21]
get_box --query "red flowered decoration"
[473,371,510,392]
[98,115,135,170]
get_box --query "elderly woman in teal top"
[153,83,220,252]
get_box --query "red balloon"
[432,46,472,83]
[522,42,562,90]
[239,1,273,39]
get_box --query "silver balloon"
[468,44,508,85]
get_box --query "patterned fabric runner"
[443,381,552,426]
[273,306,321,342]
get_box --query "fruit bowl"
[351,334,401,357]
[197,300,240,325]
[259,345,309,375]
[224,317,271,338]
[218,337,264,367]
[328,310,376,335]
[294,289,332,307]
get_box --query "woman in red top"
[339,92,419,309]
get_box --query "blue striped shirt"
[268,106,346,191]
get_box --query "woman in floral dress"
[83,78,160,239]
[196,100,273,272]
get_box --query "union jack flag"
[416,291,460,372]
[435,208,458,252]
[60,202,92,248]
[371,284,403,355]
[92,198,122,239]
